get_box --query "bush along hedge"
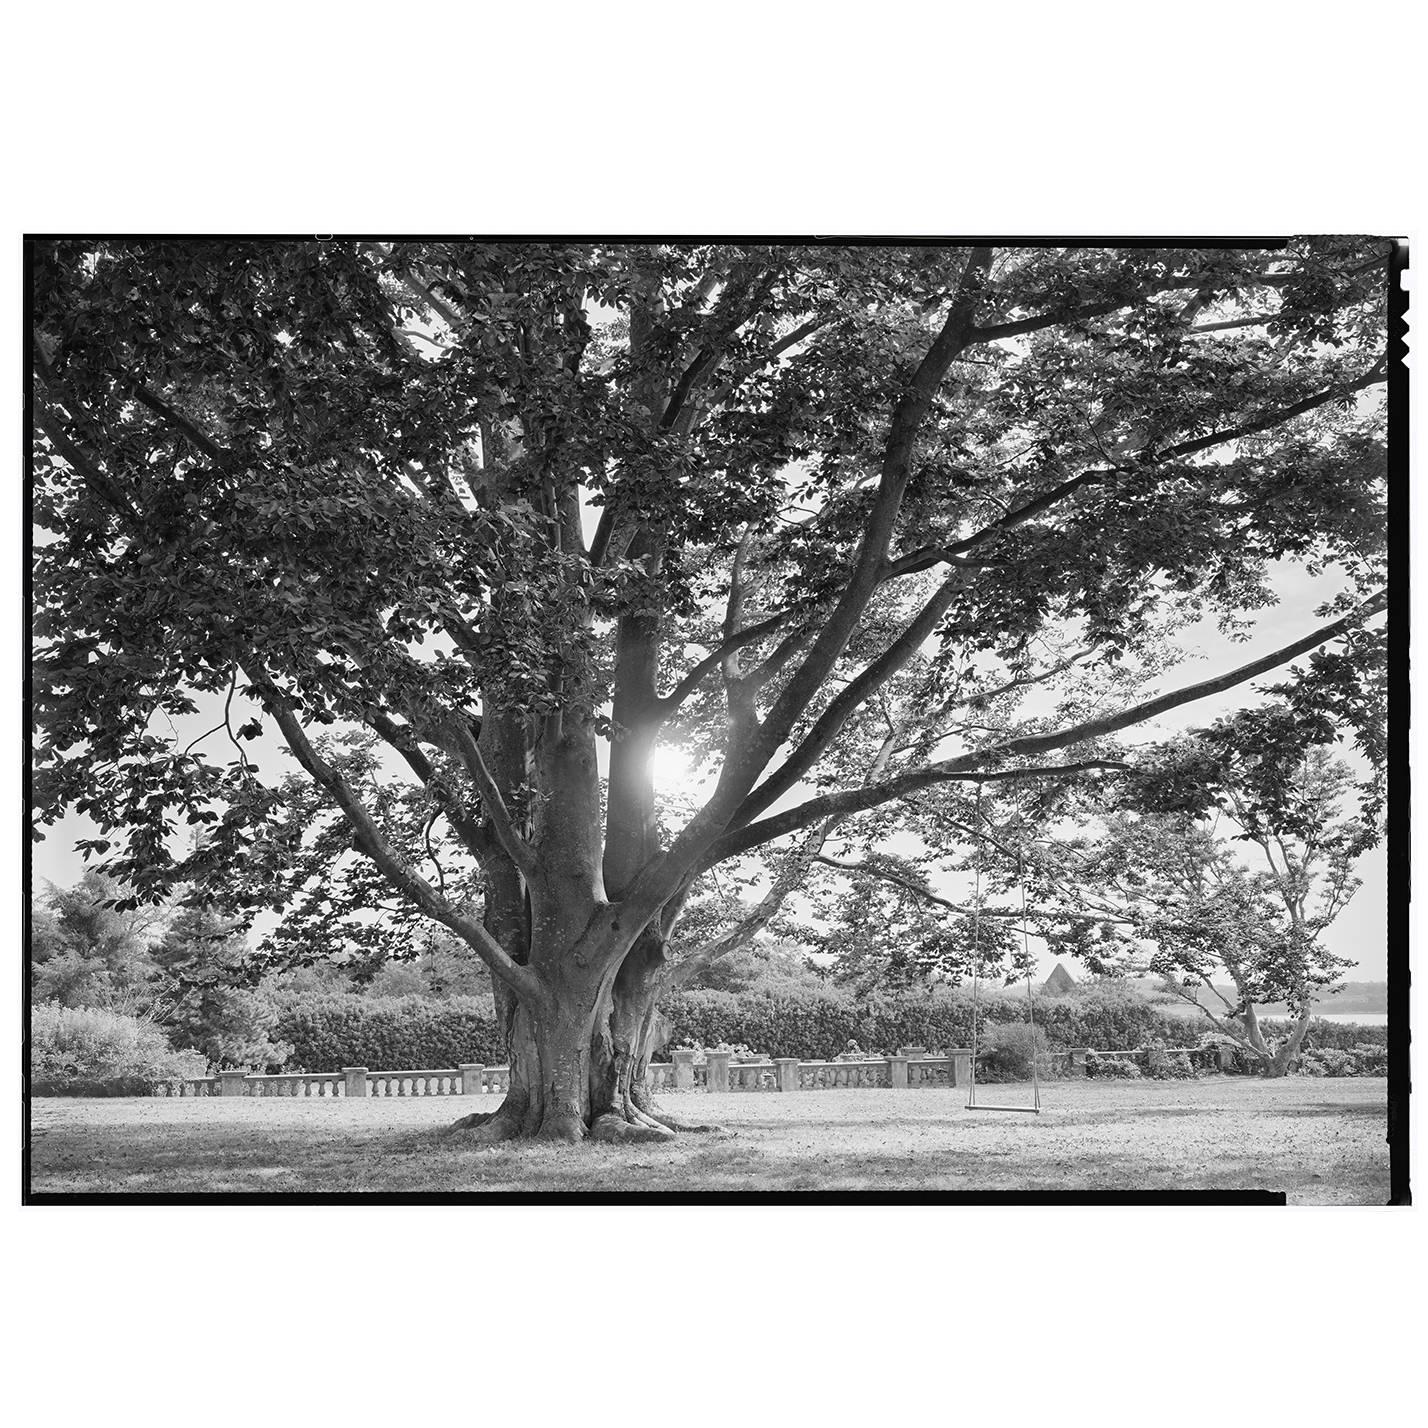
[268,993,504,1072]
[1273,1018,1388,1051]
[31,1003,208,1096]
[1296,1045,1389,1077]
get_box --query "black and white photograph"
[5,10,1422,1427]
[24,236,1406,1202]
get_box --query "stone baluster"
[705,1050,731,1093]
[671,1049,696,1090]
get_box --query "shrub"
[1084,1051,1142,1079]
[1350,1043,1389,1076]
[268,992,503,1071]
[31,1003,207,1095]
[1295,1046,1386,1078]
[1298,1048,1355,1077]
[162,986,294,1071]
[1256,1016,1388,1051]
[1147,1049,1198,1080]
[978,1022,1048,1081]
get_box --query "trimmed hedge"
[269,993,503,1072]
[259,988,1388,1076]
[659,983,1203,1061]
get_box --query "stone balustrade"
[364,1070,463,1097]
[246,1072,344,1097]
[162,1043,1226,1099]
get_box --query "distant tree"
[150,906,293,1069]
[1031,749,1377,1075]
[30,870,162,1012]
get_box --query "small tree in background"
[30,869,163,1013]
[1032,747,1376,1075]
[150,905,293,1070]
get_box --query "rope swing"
[965,782,1042,1114]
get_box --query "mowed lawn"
[28,1077,1390,1203]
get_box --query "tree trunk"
[1266,1009,1313,1078]
[452,919,691,1143]
[1234,1001,1309,1078]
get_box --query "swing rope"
[966,783,1042,1113]
[967,782,984,1097]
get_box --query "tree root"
[447,1110,494,1132]
[447,1104,524,1144]
[647,1107,720,1133]
[536,1111,588,1143]
[590,1112,676,1144]
[448,1094,715,1144]
[630,1089,719,1133]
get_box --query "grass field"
[27,1076,1391,1202]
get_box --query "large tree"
[31,239,1389,1141]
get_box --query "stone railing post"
[1216,1044,1234,1072]
[343,1066,369,1098]
[888,1054,909,1089]
[898,1045,926,1059]
[705,1050,731,1093]
[775,1057,799,1092]
[671,1049,696,1090]
[1068,1048,1089,1077]
[1144,1046,1165,1075]
[459,1063,484,1095]
[949,1049,973,1086]
[219,1070,249,1097]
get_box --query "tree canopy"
[31,239,1390,1140]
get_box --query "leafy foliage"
[979,1021,1048,1079]
[29,870,164,1012]
[31,1003,207,1094]
[268,992,503,1072]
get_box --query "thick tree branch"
[991,588,1385,761]
[654,609,797,714]
[364,711,491,863]
[886,364,1389,578]
[32,406,145,533]
[441,713,540,881]
[707,585,1383,865]
[243,663,543,1004]
[706,761,1126,867]
[735,567,967,824]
